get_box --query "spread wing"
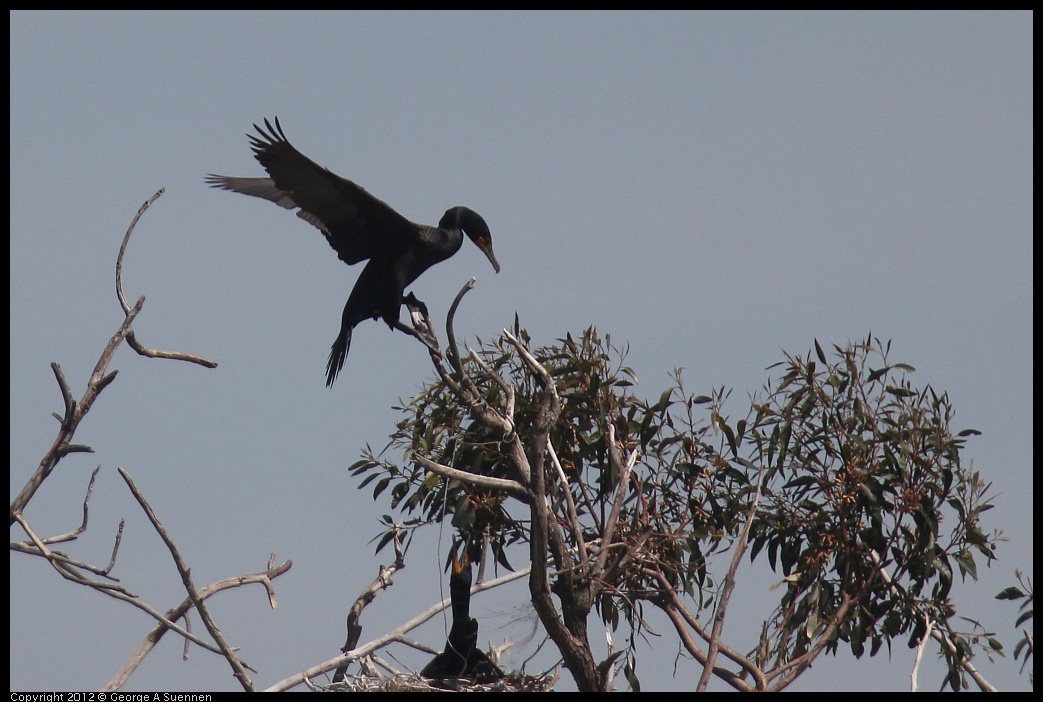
[206,117,416,265]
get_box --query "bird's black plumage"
[420,554,503,683]
[206,118,500,386]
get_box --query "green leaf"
[953,550,978,581]
[654,387,673,412]
[348,458,377,473]
[749,534,767,562]
[995,586,1025,600]
[718,418,738,457]
[374,529,396,554]
[907,619,926,648]
[867,366,890,383]
[357,472,380,489]
[815,339,827,364]
[870,636,883,657]
[783,475,819,489]
[372,476,391,499]
[624,656,641,693]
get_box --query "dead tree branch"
[116,188,217,368]
[12,190,294,691]
[103,554,292,691]
[332,527,408,683]
[118,467,256,690]
[10,189,215,525]
[266,566,531,691]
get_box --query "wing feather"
[208,117,416,265]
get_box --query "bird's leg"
[403,291,429,318]
[392,294,440,353]
[401,292,439,347]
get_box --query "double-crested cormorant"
[420,554,503,682]
[206,118,500,386]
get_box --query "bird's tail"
[326,327,352,387]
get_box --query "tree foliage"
[997,571,1034,683]
[353,318,1002,691]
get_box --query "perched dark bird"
[420,554,503,683]
[206,118,500,386]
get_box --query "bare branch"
[503,330,553,392]
[115,190,217,368]
[444,277,476,374]
[930,624,997,693]
[12,465,102,547]
[595,423,638,576]
[333,527,408,683]
[56,444,94,457]
[126,331,219,368]
[9,539,121,581]
[911,615,932,691]
[9,300,139,525]
[116,188,164,314]
[412,453,531,501]
[466,344,516,420]
[657,597,755,691]
[103,519,125,574]
[546,443,587,570]
[118,467,255,691]
[646,566,764,690]
[51,362,76,424]
[104,556,292,691]
[392,320,440,355]
[696,459,767,692]
[424,282,520,447]
[265,566,532,691]
[12,191,217,525]
[13,512,221,653]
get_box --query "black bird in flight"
[206,118,500,386]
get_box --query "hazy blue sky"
[10,11,1032,692]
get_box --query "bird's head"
[451,550,472,579]
[442,206,500,274]
[449,551,474,622]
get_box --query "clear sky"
[10,11,1032,692]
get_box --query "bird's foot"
[392,317,439,352]
[403,291,429,318]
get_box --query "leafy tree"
[351,297,1004,691]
